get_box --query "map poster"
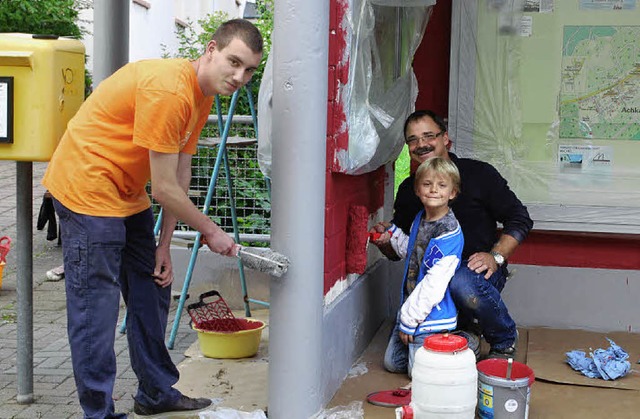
[559,26,640,140]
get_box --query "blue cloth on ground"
[566,338,631,380]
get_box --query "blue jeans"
[383,314,429,378]
[54,200,181,419]
[448,263,516,350]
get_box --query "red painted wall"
[324,0,387,294]
[323,171,386,294]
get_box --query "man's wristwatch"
[490,251,505,267]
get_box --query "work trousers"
[383,313,429,378]
[449,264,517,350]
[54,200,181,419]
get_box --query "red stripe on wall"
[510,230,640,270]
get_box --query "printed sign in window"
[558,144,613,171]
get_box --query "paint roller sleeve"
[345,205,370,275]
[237,246,290,277]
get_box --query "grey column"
[93,0,129,86]
[268,0,329,417]
[16,162,33,404]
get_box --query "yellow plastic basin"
[193,318,266,359]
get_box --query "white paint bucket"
[477,359,535,419]
[411,333,478,418]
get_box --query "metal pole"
[16,161,33,404]
[268,0,329,417]
[93,0,130,86]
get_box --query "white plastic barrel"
[411,333,478,418]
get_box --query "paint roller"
[236,245,290,278]
[199,237,290,277]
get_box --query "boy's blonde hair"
[414,157,461,194]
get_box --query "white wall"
[78,4,94,74]
[81,0,247,83]
[211,0,245,18]
[129,0,178,62]
[502,265,640,333]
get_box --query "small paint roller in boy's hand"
[236,245,290,277]
[369,232,383,241]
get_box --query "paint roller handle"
[198,231,236,257]
[369,228,393,242]
[369,222,393,242]
[196,289,223,304]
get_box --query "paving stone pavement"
[0,161,198,418]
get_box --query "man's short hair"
[211,19,263,54]
[414,156,461,195]
[404,110,447,138]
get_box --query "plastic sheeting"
[199,408,267,419]
[310,401,365,419]
[448,0,640,233]
[335,1,432,174]
[257,53,273,179]
[257,0,434,177]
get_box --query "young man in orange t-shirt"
[42,19,262,418]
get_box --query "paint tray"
[186,290,241,332]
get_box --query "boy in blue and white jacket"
[375,157,464,377]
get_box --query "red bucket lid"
[424,333,468,352]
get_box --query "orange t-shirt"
[42,58,214,217]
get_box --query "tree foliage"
[0,0,83,37]
[0,0,92,96]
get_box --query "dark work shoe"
[133,395,213,418]
[488,330,519,360]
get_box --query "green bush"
[394,145,410,197]
[0,0,93,96]
[0,0,82,37]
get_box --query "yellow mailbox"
[0,33,84,161]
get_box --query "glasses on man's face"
[405,130,445,146]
